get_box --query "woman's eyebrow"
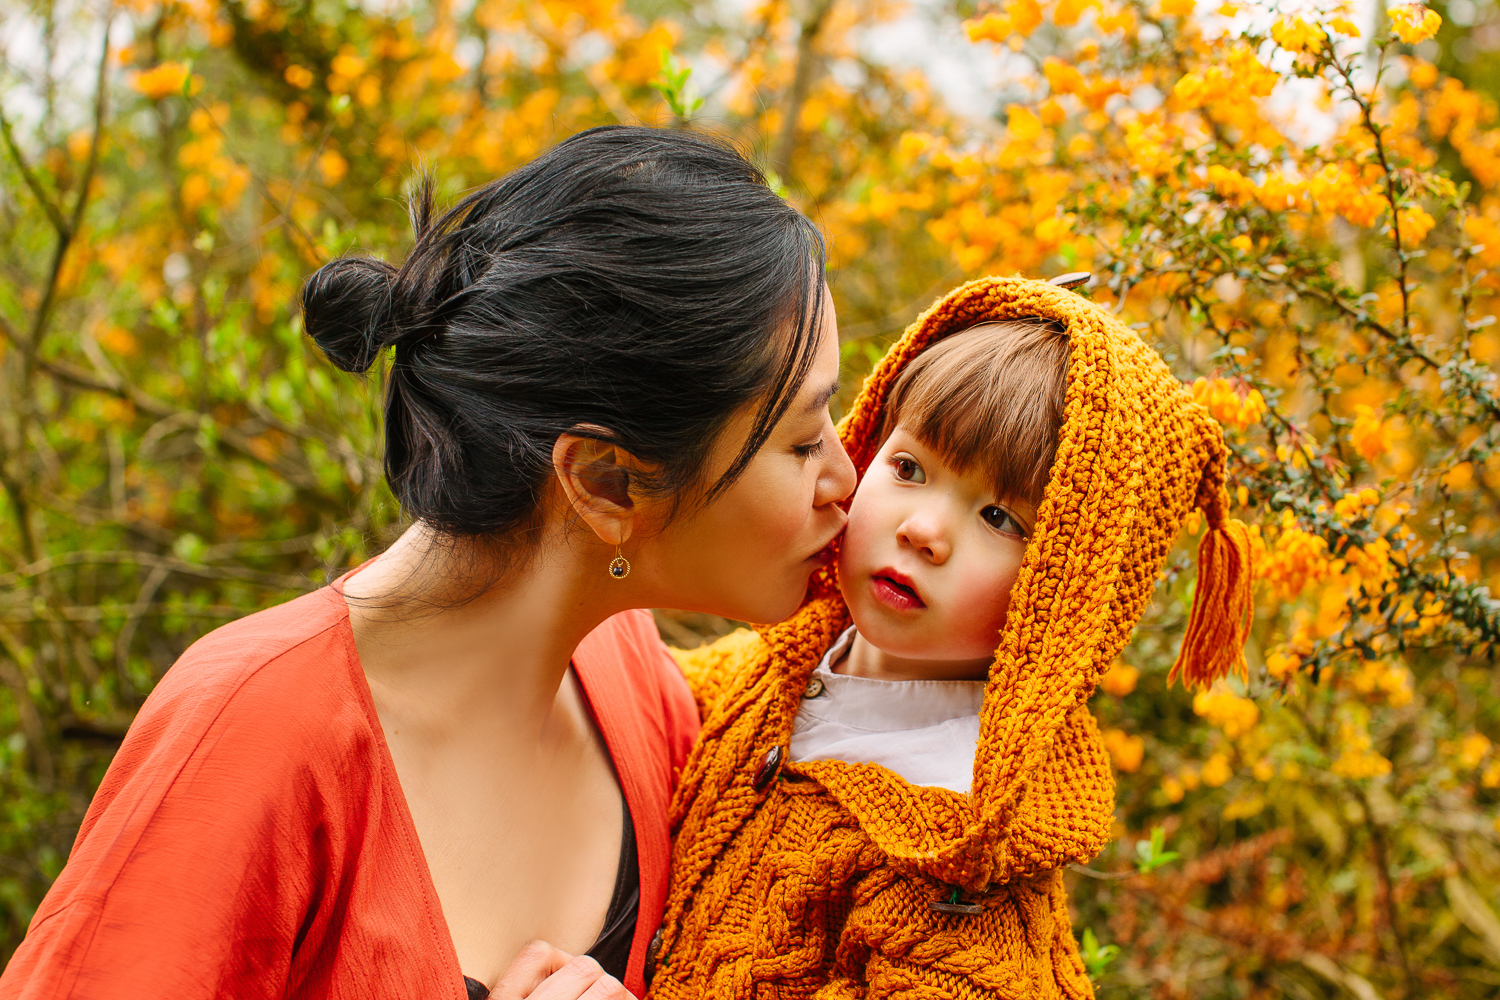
[805,380,841,412]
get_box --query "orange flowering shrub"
[890,0,1500,993]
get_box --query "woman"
[0,126,857,1000]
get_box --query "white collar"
[791,627,985,792]
[807,627,987,730]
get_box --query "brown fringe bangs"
[881,317,1070,507]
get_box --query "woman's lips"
[807,521,847,566]
[871,572,925,611]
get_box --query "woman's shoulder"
[133,586,365,747]
[6,587,442,1000]
[575,610,682,693]
[70,585,386,903]
[98,586,379,828]
[574,610,700,762]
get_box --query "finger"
[492,941,576,1000]
[577,971,635,1000]
[525,955,608,1000]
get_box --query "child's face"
[837,424,1036,669]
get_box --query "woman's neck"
[343,521,628,734]
[347,522,637,977]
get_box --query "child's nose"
[897,513,950,564]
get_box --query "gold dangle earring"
[608,544,631,580]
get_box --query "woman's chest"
[382,685,627,987]
[410,755,625,983]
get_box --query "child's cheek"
[836,499,876,579]
[838,478,894,574]
[940,559,1021,657]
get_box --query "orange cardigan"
[1,584,698,1000]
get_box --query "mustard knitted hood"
[668,274,1252,902]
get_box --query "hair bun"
[301,255,399,374]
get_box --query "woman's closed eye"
[981,505,1026,537]
[795,436,826,458]
[891,455,925,483]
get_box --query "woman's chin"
[733,577,814,624]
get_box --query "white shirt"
[789,627,985,793]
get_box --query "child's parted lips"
[871,568,925,610]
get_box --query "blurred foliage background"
[2,0,1499,996]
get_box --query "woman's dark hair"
[302,125,827,540]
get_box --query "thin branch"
[1295,951,1385,1000]
[1068,863,1138,881]
[244,399,366,466]
[23,25,111,383]
[0,336,322,491]
[0,456,41,565]
[0,549,315,591]
[1351,783,1414,991]
[67,20,111,243]
[115,563,170,693]
[1329,44,1410,333]
[0,108,68,234]
[1120,877,1386,1000]
[1144,257,1500,422]
[0,656,54,786]
[773,0,836,183]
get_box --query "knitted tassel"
[1169,516,1255,688]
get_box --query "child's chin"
[844,605,926,656]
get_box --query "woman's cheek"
[773,460,817,547]
[743,457,816,564]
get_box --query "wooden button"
[803,677,825,698]
[929,900,985,915]
[930,886,984,915]
[752,745,784,790]
[645,928,663,983]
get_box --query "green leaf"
[1079,927,1121,979]
[651,48,704,121]
[763,168,790,200]
[172,533,207,563]
[1134,826,1182,874]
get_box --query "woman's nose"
[897,511,951,564]
[816,435,858,507]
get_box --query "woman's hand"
[490,941,635,1000]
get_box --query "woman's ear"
[552,426,642,546]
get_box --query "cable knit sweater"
[647,276,1253,1000]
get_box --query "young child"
[791,314,1066,796]
[649,275,1253,1000]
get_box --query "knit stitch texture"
[649,276,1251,1000]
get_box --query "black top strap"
[583,793,639,978]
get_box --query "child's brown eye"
[893,457,925,483]
[982,506,1024,536]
